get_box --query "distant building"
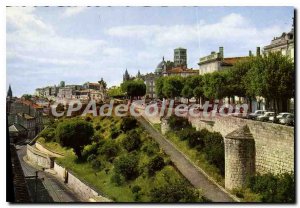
[57,87,73,99]
[144,73,158,99]
[263,26,294,61]
[198,47,248,75]
[174,47,187,67]
[123,69,130,82]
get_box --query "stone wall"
[53,162,111,202]
[26,145,54,169]
[35,142,64,158]
[190,116,294,175]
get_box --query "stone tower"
[224,125,255,190]
[7,84,12,98]
[174,48,187,67]
[123,69,130,82]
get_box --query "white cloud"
[106,13,289,51]
[62,7,88,17]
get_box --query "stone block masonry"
[191,116,294,175]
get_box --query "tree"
[147,155,165,175]
[98,77,107,89]
[162,76,184,99]
[107,86,124,98]
[114,154,140,180]
[150,179,203,202]
[122,130,142,152]
[181,85,194,103]
[22,94,32,100]
[121,80,146,101]
[245,52,294,113]
[56,119,94,158]
[155,77,164,99]
[98,140,119,160]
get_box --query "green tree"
[121,80,146,101]
[245,52,294,113]
[107,86,124,98]
[162,76,184,99]
[181,85,194,103]
[22,94,32,100]
[155,77,164,99]
[147,155,165,175]
[114,154,140,180]
[150,179,203,202]
[122,130,142,152]
[56,119,94,158]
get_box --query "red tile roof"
[222,57,248,66]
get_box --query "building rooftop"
[9,123,27,133]
[17,113,35,120]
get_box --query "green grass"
[37,137,70,155]
[44,115,197,202]
[165,131,225,186]
[152,123,161,132]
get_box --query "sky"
[6,6,294,96]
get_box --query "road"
[15,144,81,202]
[136,116,236,202]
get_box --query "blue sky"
[6,6,294,96]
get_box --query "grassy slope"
[43,116,192,202]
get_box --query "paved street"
[136,116,236,202]
[15,144,81,202]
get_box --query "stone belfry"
[7,84,12,98]
[123,69,130,82]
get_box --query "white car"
[247,110,266,120]
[256,112,275,122]
[269,112,291,122]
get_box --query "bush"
[142,141,160,156]
[120,117,137,132]
[98,140,119,160]
[131,185,141,194]
[82,142,98,161]
[202,131,224,175]
[95,125,101,131]
[91,159,102,171]
[122,130,142,152]
[150,179,202,202]
[39,127,56,142]
[246,173,295,202]
[110,173,125,186]
[168,115,191,130]
[114,154,140,180]
[148,155,165,175]
[86,154,97,163]
[110,128,121,139]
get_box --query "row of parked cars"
[248,110,294,126]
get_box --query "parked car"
[279,114,294,126]
[269,112,291,123]
[247,110,266,120]
[256,112,275,122]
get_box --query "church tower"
[7,84,12,98]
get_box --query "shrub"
[82,142,98,161]
[39,127,56,142]
[148,155,165,175]
[142,141,160,156]
[111,173,125,186]
[149,179,202,202]
[110,128,121,139]
[131,185,142,194]
[91,159,102,171]
[122,130,142,152]
[120,117,137,132]
[168,115,191,131]
[98,140,119,160]
[114,154,140,180]
[246,173,295,202]
[95,125,101,131]
[86,154,97,163]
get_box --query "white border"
[1,1,299,207]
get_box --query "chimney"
[219,47,224,59]
[249,50,252,57]
[256,47,261,57]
